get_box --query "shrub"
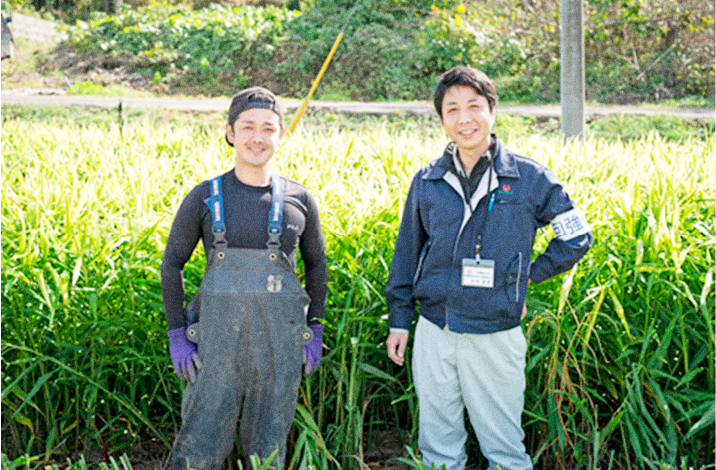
[272,0,462,100]
[456,0,714,102]
[65,2,297,94]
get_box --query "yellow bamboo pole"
[286,32,344,136]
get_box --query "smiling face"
[225,107,285,171]
[440,85,496,160]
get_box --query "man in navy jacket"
[385,67,592,470]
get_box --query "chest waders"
[173,175,313,470]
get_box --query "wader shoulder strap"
[203,173,284,249]
[204,176,227,248]
[267,173,283,249]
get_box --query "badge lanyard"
[466,158,495,262]
[461,158,496,288]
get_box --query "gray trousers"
[412,316,533,470]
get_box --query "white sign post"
[560,0,585,141]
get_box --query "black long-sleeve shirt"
[161,170,328,330]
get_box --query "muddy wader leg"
[171,289,247,470]
[173,376,243,470]
[238,290,308,466]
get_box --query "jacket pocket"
[506,252,523,303]
[413,240,432,287]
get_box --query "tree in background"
[583,0,713,102]
[437,0,714,102]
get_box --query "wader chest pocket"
[186,322,201,344]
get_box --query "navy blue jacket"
[386,137,593,334]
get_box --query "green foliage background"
[66,3,296,94]
[18,0,712,103]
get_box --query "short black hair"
[226,87,284,147]
[433,66,497,120]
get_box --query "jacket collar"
[492,136,520,178]
[424,135,520,181]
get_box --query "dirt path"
[1,92,713,120]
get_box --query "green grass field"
[1,106,714,469]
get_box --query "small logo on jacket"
[267,275,283,292]
[499,184,513,194]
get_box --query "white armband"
[551,207,590,240]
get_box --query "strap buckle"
[266,173,283,248]
[213,228,228,248]
[266,229,281,248]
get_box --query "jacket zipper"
[452,215,469,262]
[443,168,493,329]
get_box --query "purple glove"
[168,327,203,383]
[303,323,324,376]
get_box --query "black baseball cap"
[226,87,284,143]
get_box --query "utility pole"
[560,0,585,141]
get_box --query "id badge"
[461,258,495,288]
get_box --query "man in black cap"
[161,87,328,469]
